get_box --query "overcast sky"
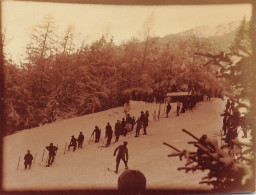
[2,1,252,63]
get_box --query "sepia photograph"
[0,0,255,194]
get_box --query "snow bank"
[3,98,226,191]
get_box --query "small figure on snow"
[166,103,172,118]
[105,122,113,146]
[131,117,136,131]
[77,132,84,148]
[46,143,58,166]
[225,99,230,112]
[24,149,33,170]
[113,141,129,173]
[135,117,142,137]
[121,118,127,136]
[68,135,77,151]
[142,111,149,135]
[92,126,101,143]
[115,120,122,142]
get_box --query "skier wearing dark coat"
[166,103,171,118]
[24,150,33,170]
[135,117,142,137]
[46,143,58,166]
[68,136,77,151]
[92,126,101,143]
[221,111,230,135]
[105,122,113,146]
[113,141,128,173]
[225,99,230,112]
[77,132,84,148]
[121,118,127,136]
[115,120,122,142]
[131,117,136,131]
[143,111,149,135]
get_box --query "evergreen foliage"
[3,16,230,134]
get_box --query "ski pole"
[64,142,67,154]
[17,156,21,170]
[33,153,37,164]
[41,149,45,162]
[88,135,93,144]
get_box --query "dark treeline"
[3,16,247,135]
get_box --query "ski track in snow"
[4,98,228,191]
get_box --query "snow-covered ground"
[3,98,230,191]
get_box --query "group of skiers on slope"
[89,111,150,148]
[164,95,201,119]
[23,132,85,169]
[221,99,246,149]
[68,132,85,152]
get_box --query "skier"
[207,89,211,101]
[142,111,149,135]
[105,122,113,146]
[221,111,230,135]
[45,143,58,166]
[113,141,129,173]
[92,126,101,143]
[225,99,230,112]
[230,100,235,114]
[121,118,127,136]
[115,120,122,142]
[24,150,33,170]
[131,117,136,131]
[126,114,133,131]
[77,132,84,148]
[166,103,171,118]
[176,102,181,116]
[68,135,77,151]
[135,117,142,137]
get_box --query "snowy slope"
[3,98,227,191]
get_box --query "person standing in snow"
[166,103,171,118]
[24,150,33,170]
[142,111,149,135]
[135,117,142,137]
[92,126,101,143]
[225,99,230,112]
[121,118,127,136]
[115,120,122,142]
[221,111,230,135]
[176,102,181,116]
[131,117,136,131]
[105,122,113,146]
[113,141,129,173]
[68,135,77,151]
[46,143,58,166]
[126,114,133,132]
[77,132,84,148]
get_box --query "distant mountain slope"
[159,21,240,51]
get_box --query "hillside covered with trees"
[2,16,249,135]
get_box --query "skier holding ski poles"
[24,150,33,170]
[77,132,84,148]
[105,122,113,146]
[91,126,101,143]
[68,135,77,151]
[45,143,58,167]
